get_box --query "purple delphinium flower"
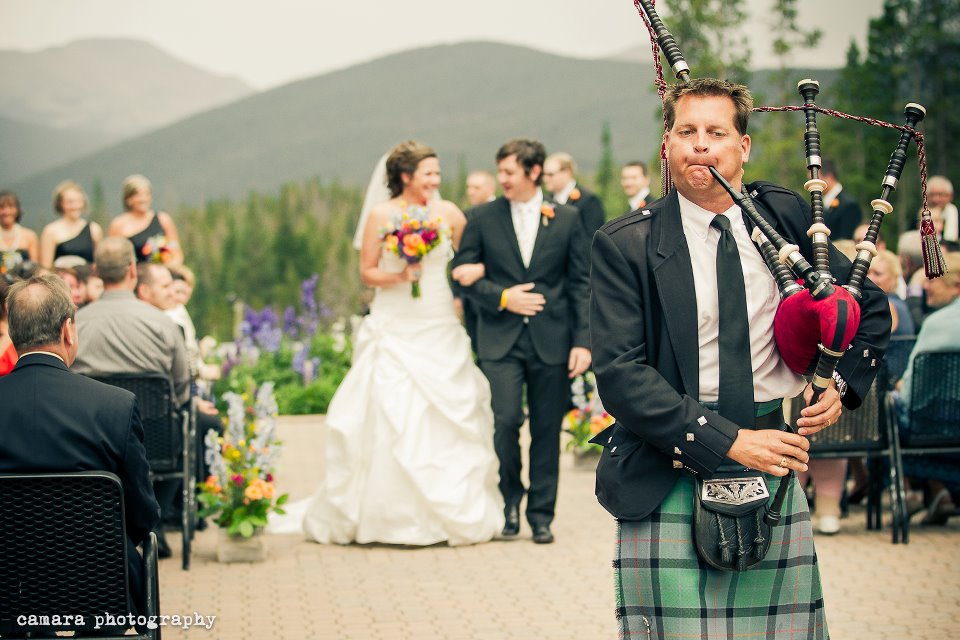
[282,306,298,339]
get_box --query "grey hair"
[7,274,75,351]
[95,237,135,285]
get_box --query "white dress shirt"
[553,180,576,205]
[511,190,544,267]
[822,183,843,211]
[677,192,806,403]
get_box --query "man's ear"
[529,164,542,183]
[62,317,76,347]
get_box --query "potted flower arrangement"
[564,372,614,468]
[199,382,288,562]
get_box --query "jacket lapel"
[650,192,700,398]
[527,202,554,271]
[491,198,526,273]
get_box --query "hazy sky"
[4,0,886,89]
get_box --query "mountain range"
[8,39,839,229]
[1,39,252,185]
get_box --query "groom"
[452,138,592,544]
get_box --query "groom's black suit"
[453,195,590,526]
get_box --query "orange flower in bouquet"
[564,372,613,453]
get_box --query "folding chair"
[0,471,160,639]
[92,373,196,570]
[888,350,960,543]
[789,380,903,542]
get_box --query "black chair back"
[902,350,960,447]
[789,381,884,454]
[0,472,131,634]
[93,374,180,472]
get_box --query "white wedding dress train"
[300,239,504,545]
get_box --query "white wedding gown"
[299,238,504,545]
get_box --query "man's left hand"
[568,347,592,378]
[796,381,842,436]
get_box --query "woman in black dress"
[39,180,103,268]
[107,174,183,265]
[0,190,38,275]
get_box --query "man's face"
[497,154,539,202]
[665,94,750,201]
[541,159,571,194]
[928,184,953,211]
[923,273,960,309]
[139,265,175,310]
[620,166,649,198]
[466,174,495,206]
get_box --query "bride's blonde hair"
[385,141,436,198]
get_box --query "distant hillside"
[11,41,845,228]
[12,42,666,227]
[0,38,253,184]
[1,115,110,185]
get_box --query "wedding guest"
[39,180,103,268]
[821,159,862,241]
[0,190,39,274]
[542,151,606,236]
[0,274,160,614]
[927,175,958,245]
[620,160,652,213]
[56,267,87,309]
[72,237,189,558]
[466,170,497,206]
[590,78,889,637]
[108,174,183,265]
[896,251,960,525]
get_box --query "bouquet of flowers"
[141,234,176,264]
[199,382,289,538]
[381,204,449,298]
[563,372,614,453]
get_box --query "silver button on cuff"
[674,447,682,455]
[686,433,695,442]
[672,460,683,469]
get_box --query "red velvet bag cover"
[774,283,861,375]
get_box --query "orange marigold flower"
[569,188,581,201]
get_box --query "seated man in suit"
[72,237,189,557]
[0,274,160,615]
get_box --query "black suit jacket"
[823,188,862,240]
[453,195,591,364]
[558,184,606,238]
[589,183,891,521]
[0,353,161,542]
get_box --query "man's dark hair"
[623,161,648,175]
[663,77,754,135]
[821,159,838,179]
[7,274,75,351]
[496,139,547,185]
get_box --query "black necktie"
[711,215,754,427]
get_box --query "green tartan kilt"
[615,474,828,639]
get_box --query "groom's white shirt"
[511,189,544,267]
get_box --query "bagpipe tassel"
[921,214,948,278]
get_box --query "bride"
[299,140,504,545]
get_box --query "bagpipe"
[631,0,947,524]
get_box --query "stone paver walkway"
[157,415,960,639]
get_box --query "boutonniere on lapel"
[638,198,647,208]
[540,203,556,227]
[568,187,581,202]
[830,198,840,208]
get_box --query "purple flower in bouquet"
[282,305,298,338]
